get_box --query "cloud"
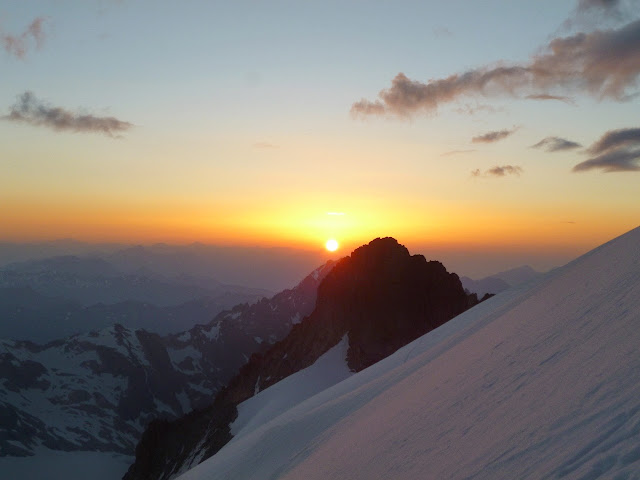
[351,67,529,118]
[531,136,582,152]
[525,93,575,104]
[454,103,502,115]
[573,148,640,172]
[3,91,133,137]
[471,165,523,177]
[2,17,47,59]
[253,141,279,149]
[350,99,386,116]
[441,149,476,157]
[472,128,517,144]
[351,19,640,117]
[573,126,640,172]
[576,0,622,12]
[433,26,453,37]
[562,0,630,32]
[585,127,640,154]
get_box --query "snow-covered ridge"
[178,226,640,480]
[231,335,352,440]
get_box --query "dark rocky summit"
[125,237,479,480]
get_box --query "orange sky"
[1,1,639,277]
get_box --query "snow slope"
[177,226,640,480]
[230,335,352,440]
[169,336,353,479]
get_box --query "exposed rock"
[124,238,478,480]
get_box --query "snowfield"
[231,335,352,440]
[177,226,640,480]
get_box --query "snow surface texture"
[231,335,352,440]
[177,226,640,480]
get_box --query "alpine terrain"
[0,261,335,479]
[125,237,480,479]
[170,226,640,480]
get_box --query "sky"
[1,0,639,277]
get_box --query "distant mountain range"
[0,256,272,341]
[0,241,331,293]
[460,264,542,297]
[0,261,334,465]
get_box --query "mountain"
[460,275,510,297]
[0,240,123,267]
[491,264,541,285]
[0,255,271,308]
[107,244,330,292]
[0,256,275,341]
[168,226,640,480]
[0,288,262,342]
[0,241,331,293]
[461,264,542,297]
[0,261,334,479]
[124,237,479,480]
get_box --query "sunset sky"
[1,0,639,276]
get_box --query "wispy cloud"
[525,94,574,104]
[566,0,628,29]
[577,0,623,13]
[471,165,523,177]
[253,141,279,149]
[351,19,640,117]
[454,103,501,115]
[441,149,476,157]
[531,136,582,152]
[433,26,453,38]
[3,91,133,137]
[472,128,518,144]
[2,17,47,59]
[573,127,640,172]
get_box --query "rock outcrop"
[124,237,478,480]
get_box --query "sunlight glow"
[325,238,339,252]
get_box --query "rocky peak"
[309,237,470,371]
[124,238,478,480]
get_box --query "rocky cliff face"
[0,261,333,459]
[124,238,478,480]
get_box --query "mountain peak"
[124,238,477,479]
[349,236,409,264]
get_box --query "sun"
[325,238,339,252]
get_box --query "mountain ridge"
[172,226,640,480]
[124,237,479,480]
[0,261,335,464]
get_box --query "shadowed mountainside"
[124,237,479,480]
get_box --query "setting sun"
[325,239,339,252]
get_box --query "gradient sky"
[1,0,639,276]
